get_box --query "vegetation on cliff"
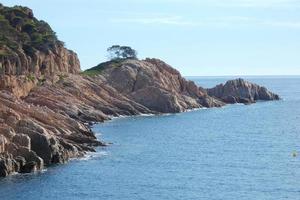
[82,59,124,76]
[82,45,137,76]
[0,4,80,77]
[0,4,62,57]
[107,45,137,60]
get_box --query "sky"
[2,0,300,76]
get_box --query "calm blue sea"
[1,76,300,200]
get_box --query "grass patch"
[82,59,125,77]
[80,70,102,77]
[0,49,11,56]
[26,73,35,82]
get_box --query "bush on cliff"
[82,59,124,76]
[0,4,63,58]
[107,45,138,60]
[82,45,137,76]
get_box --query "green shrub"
[26,73,35,82]
[82,59,124,76]
[37,75,46,85]
[0,4,62,57]
[22,22,36,34]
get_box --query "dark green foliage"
[107,45,137,60]
[22,22,36,34]
[83,46,138,76]
[11,16,23,27]
[0,4,63,58]
[22,43,35,56]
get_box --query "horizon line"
[184,74,300,77]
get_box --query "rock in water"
[207,78,280,104]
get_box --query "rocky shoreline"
[0,4,280,177]
[0,58,280,177]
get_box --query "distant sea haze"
[1,77,300,200]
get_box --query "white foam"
[79,151,108,161]
[139,113,156,117]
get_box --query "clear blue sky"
[2,0,300,76]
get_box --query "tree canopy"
[107,45,137,60]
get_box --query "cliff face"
[0,5,92,176]
[0,5,80,98]
[0,44,80,76]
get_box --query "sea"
[0,76,300,200]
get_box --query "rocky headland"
[0,4,280,177]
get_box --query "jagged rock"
[0,153,16,177]
[12,134,31,149]
[20,161,37,173]
[207,78,280,104]
[0,126,16,140]
[6,143,43,172]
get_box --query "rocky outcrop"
[207,78,280,104]
[0,90,106,176]
[93,58,225,113]
[0,60,280,177]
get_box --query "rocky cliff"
[0,4,280,177]
[0,4,94,176]
[0,5,80,76]
[0,56,280,177]
[0,4,80,97]
[89,58,225,113]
